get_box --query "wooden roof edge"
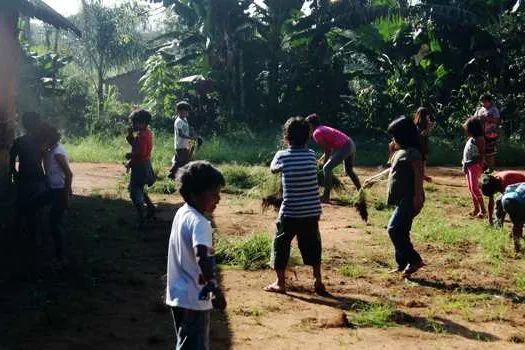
[4,0,82,37]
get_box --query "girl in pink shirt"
[306,114,361,202]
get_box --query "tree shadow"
[286,291,499,342]
[0,194,232,349]
[409,277,525,304]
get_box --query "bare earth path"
[2,163,524,350]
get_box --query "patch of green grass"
[65,131,279,166]
[220,165,272,194]
[233,307,264,318]
[340,264,367,279]
[516,274,525,292]
[350,303,396,328]
[216,233,272,270]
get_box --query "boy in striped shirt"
[264,117,326,295]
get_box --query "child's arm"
[475,136,486,167]
[488,195,495,225]
[126,127,135,146]
[177,126,194,141]
[196,245,227,310]
[315,139,331,166]
[411,159,425,215]
[9,142,18,182]
[363,168,390,189]
[270,152,282,174]
[55,154,73,206]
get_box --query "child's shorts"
[271,216,321,270]
[502,196,525,226]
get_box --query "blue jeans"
[323,140,361,196]
[171,308,210,350]
[387,199,422,270]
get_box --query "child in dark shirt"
[386,116,425,278]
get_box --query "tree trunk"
[0,8,19,223]
[97,67,104,120]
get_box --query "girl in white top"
[462,117,486,218]
[42,125,73,261]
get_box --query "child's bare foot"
[477,212,486,219]
[314,281,329,296]
[264,282,286,294]
[468,211,480,217]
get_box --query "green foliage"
[72,0,147,116]
[215,233,273,270]
[340,264,367,279]
[350,303,397,328]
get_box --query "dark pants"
[272,216,322,270]
[171,307,210,350]
[387,199,422,270]
[48,189,67,260]
[170,149,191,178]
[16,180,47,239]
[323,141,361,196]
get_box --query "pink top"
[312,125,350,149]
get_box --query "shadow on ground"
[409,278,525,304]
[0,194,232,350]
[287,290,499,342]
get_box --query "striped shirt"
[271,147,322,218]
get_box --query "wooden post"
[0,8,19,204]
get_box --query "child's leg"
[266,218,295,292]
[171,307,211,350]
[387,201,422,270]
[129,183,145,226]
[295,217,324,290]
[512,224,523,252]
[471,164,486,214]
[49,189,66,260]
[343,151,362,190]
[322,146,348,199]
[465,166,481,214]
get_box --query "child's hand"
[63,189,71,209]
[413,195,425,216]
[212,288,227,310]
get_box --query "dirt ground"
[2,163,525,350]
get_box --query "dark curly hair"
[479,93,493,103]
[284,116,310,147]
[305,113,321,128]
[176,101,192,112]
[129,109,152,125]
[480,174,501,197]
[463,117,484,138]
[176,161,225,203]
[387,116,421,150]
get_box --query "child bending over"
[462,117,486,218]
[495,182,525,252]
[480,171,525,226]
[387,116,425,277]
[306,113,361,202]
[166,161,226,350]
[265,117,325,294]
[126,110,156,228]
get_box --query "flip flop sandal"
[263,285,286,294]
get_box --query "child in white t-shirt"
[166,161,226,349]
[42,124,73,261]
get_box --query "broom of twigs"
[262,169,345,212]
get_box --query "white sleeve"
[192,218,213,248]
[270,152,283,172]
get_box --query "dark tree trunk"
[97,67,104,119]
[0,8,20,225]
